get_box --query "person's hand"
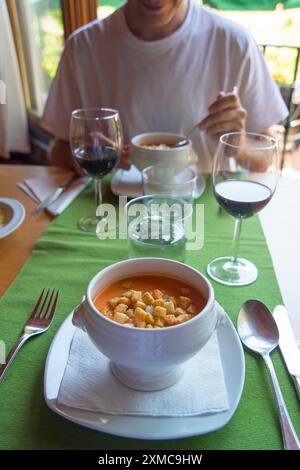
[198,89,247,139]
[117,144,131,171]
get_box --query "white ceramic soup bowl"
[129,132,197,172]
[72,258,225,391]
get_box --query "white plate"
[0,198,25,239]
[44,313,245,440]
[111,165,206,199]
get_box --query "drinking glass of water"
[142,165,197,203]
[207,132,279,286]
[70,108,123,233]
[126,196,193,262]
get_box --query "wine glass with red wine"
[70,108,122,232]
[207,132,278,286]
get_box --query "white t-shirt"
[42,1,288,171]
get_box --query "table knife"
[273,305,300,399]
[34,174,77,213]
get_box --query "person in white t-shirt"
[42,0,288,172]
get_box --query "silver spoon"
[172,123,200,148]
[237,299,300,450]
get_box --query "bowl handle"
[72,296,88,332]
[214,301,227,330]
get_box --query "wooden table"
[0,165,66,297]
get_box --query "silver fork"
[0,288,59,383]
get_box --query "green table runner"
[0,179,299,450]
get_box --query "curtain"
[203,0,300,10]
[0,2,29,159]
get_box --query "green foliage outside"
[98,0,122,7]
[40,9,64,89]
[264,47,299,85]
[31,0,64,90]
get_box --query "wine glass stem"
[95,177,102,216]
[232,218,242,263]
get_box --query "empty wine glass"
[70,108,123,233]
[207,132,279,286]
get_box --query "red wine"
[74,146,120,177]
[214,180,273,219]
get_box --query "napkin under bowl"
[57,327,229,417]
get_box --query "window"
[8,0,98,119]
[14,0,64,115]
[5,0,98,158]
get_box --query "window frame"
[61,0,97,39]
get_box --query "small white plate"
[44,313,245,440]
[111,165,206,199]
[0,198,25,239]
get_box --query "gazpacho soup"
[141,143,171,149]
[93,275,206,329]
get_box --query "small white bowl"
[129,132,197,172]
[72,258,225,391]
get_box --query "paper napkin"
[18,172,90,215]
[57,328,229,417]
